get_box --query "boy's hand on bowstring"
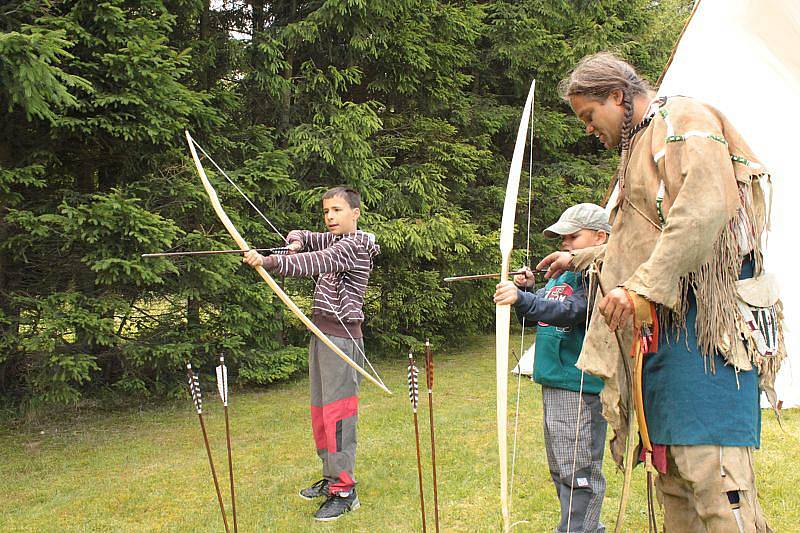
[242,249,266,269]
[513,266,536,288]
[536,251,572,279]
[493,281,519,305]
[286,241,302,254]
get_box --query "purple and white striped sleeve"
[273,239,362,277]
[286,230,335,252]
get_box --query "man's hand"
[536,251,573,279]
[598,287,633,332]
[513,267,536,288]
[242,249,265,268]
[494,281,519,306]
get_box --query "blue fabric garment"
[642,261,760,446]
[514,271,588,328]
[515,271,604,395]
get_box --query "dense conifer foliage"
[0,0,690,408]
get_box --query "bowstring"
[192,141,285,241]
[190,138,386,387]
[565,263,597,532]
[509,104,535,518]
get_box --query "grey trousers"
[542,386,607,533]
[308,335,363,494]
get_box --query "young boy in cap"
[494,203,610,533]
[243,186,379,521]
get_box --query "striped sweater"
[268,230,379,338]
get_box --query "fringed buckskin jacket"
[571,96,785,465]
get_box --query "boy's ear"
[353,207,361,220]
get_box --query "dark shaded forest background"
[0,0,691,411]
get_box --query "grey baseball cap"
[543,203,611,238]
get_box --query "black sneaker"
[314,489,360,521]
[299,479,329,500]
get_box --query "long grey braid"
[559,52,651,191]
[556,53,652,528]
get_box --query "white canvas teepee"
[512,342,535,376]
[657,0,800,407]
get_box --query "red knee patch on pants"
[311,396,358,453]
[323,396,358,453]
[310,405,326,451]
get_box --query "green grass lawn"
[1,335,798,532]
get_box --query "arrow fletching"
[424,340,434,391]
[215,355,228,406]
[407,352,420,412]
[186,363,203,414]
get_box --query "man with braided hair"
[537,52,783,531]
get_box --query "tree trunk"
[187,296,201,330]
[278,0,296,140]
[186,0,212,334]
[199,0,211,90]
[251,0,264,34]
